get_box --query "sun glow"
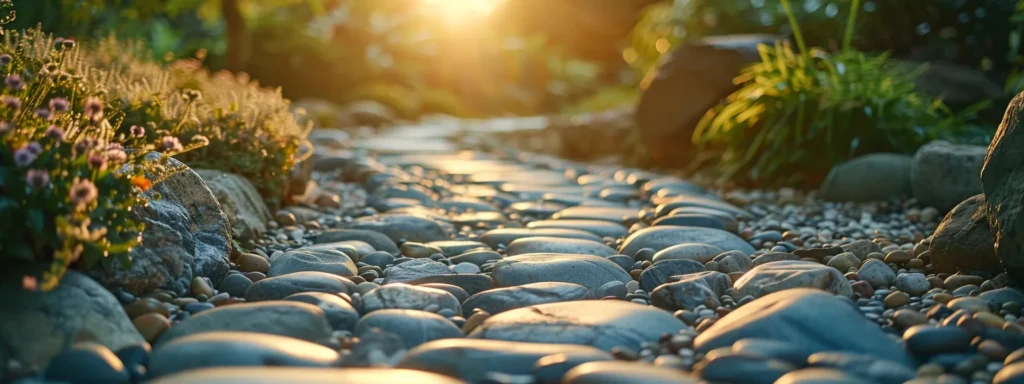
[421,0,505,24]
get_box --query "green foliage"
[0,28,196,290]
[631,0,1020,80]
[561,86,639,116]
[694,0,979,187]
[80,38,311,207]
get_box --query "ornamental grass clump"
[84,39,312,208]
[693,0,979,187]
[0,29,200,291]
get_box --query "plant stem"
[843,0,862,53]
[780,0,808,59]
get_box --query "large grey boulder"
[92,154,230,295]
[196,169,272,240]
[819,154,913,202]
[911,141,986,211]
[634,34,777,166]
[983,92,1024,283]
[0,271,145,373]
[930,194,1001,275]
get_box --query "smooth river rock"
[506,237,617,257]
[268,248,358,277]
[734,261,853,298]
[491,253,632,291]
[157,301,334,345]
[398,339,611,383]
[244,271,357,301]
[469,300,684,351]
[149,367,467,384]
[694,289,913,367]
[362,283,462,316]
[0,270,145,371]
[462,282,595,315]
[619,226,755,257]
[355,309,464,349]
[148,332,339,377]
[479,228,603,248]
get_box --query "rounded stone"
[469,300,685,352]
[463,282,595,315]
[43,342,129,384]
[147,332,339,378]
[491,253,631,291]
[133,313,172,342]
[355,309,464,349]
[282,292,360,331]
[619,226,755,257]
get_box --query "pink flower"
[13,146,37,166]
[5,74,24,90]
[45,125,64,141]
[34,108,51,120]
[160,136,183,152]
[25,169,49,188]
[2,95,21,110]
[25,142,42,155]
[84,97,104,122]
[69,179,98,210]
[106,148,127,165]
[88,153,106,170]
[49,97,70,113]
[129,125,145,137]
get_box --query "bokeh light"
[421,0,505,25]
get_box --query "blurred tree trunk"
[221,0,248,71]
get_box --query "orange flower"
[22,275,37,291]
[131,176,152,191]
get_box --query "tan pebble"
[462,311,491,334]
[927,277,945,289]
[865,252,886,261]
[917,363,944,377]
[906,259,925,269]
[975,312,1006,328]
[1004,321,1024,334]
[931,293,953,304]
[190,277,214,297]
[125,298,170,319]
[238,253,270,274]
[844,272,858,281]
[727,271,745,282]
[132,313,171,342]
[893,309,928,328]
[142,291,174,302]
[978,339,1008,360]
[884,291,910,309]
[212,297,245,307]
[884,250,913,264]
[173,298,199,307]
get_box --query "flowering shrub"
[0,29,200,290]
[83,39,312,208]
